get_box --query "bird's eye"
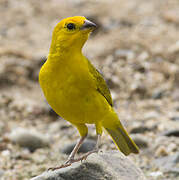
[66,23,76,30]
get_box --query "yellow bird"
[39,16,139,169]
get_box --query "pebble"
[168,41,179,53]
[9,128,50,152]
[131,134,148,149]
[170,116,179,121]
[115,49,135,60]
[155,145,168,157]
[0,170,4,178]
[1,150,10,157]
[48,121,61,133]
[28,57,47,81]
[130,126,150,134]
[167,143,177,153]
[137,51,149,61]
[130,83,147,97]
[162,130,179,137]
[152,90,164,99]
[106,76,119,89]
[0,122,6,136]
[61,139,96,155]
[45,103,59,118]
[143,111,160,120]
[153,152,179,174]
[148,171,163,178]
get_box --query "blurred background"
[0,0,179,179]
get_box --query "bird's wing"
[86,58,113,107]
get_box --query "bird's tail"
[102,110,139,155]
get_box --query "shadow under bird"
[39,16,139,170]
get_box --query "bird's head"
[50,16,97,54]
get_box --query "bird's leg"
[48,124,88,170]
[65,135,86,164]
[76,134,101,162]
[76,122,102,161]
[48,136,86,170]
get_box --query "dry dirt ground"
[0,0,179,179]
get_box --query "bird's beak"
[81,20,97,30]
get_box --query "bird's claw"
[80,154,88,162]
[47,158,75,171]
[48,162,72,171]
[64,158,74,165]
[47,149,99,171]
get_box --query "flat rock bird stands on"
[39,16,139,169]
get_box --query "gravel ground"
[0,0,179,179]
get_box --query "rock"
[45,103,59,118]
[9,128,50,152]
[148,171,163,178]
[130,83,147,98]
[0,170,4,178]
[0,121,6,136]
[162,130,179,137]
[153,152,179,175]
[31,151,146,180]
[137,51,149,61]
[0,138,7,151]
[170,116,179,121]
[119,19,133,27]
[1,149,10,157]
[143,111,160,120]
[106,77,119,89]
[152,90,164,99]
[168,41,179,53]
[155,146,168,157]
[61,139,96,155]
[0,73,14,87]
[163,11,179,24]
[115,49,135,60]
[28,56,47,81]
[132,64,146,73]
[131,135,148,149]
[130,126,150,134]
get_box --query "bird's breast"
[39,58,100,124]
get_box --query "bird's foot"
[48,149,99,171]
[48,163,71,171]
[48,158,76,171]
[79,148,99,162]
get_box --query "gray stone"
[61,139,96,155]
[31,151,146,180]
[0,121,5,136]
[0,170,4,178]
[45,103,59,118]
[131,135,148,149]
[130,126,150,134]
[153,152,179,175]
[170,116,179,121]
[162,129,179,137]
[152,90,164,99]
[115,49,135,60]
[9,128,49,152]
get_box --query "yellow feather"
[39,16,139,155]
